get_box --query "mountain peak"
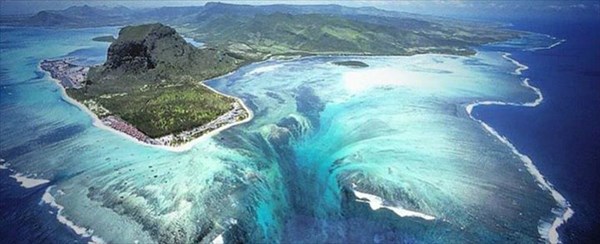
[116,23,176,42]
[104,23,190,73]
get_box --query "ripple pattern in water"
[0,27,561,243]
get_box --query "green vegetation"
[72,82,233,137]
[183,12,519,56]
[92,35,116,42]
[10,3,521,57]
[72,23,250,138]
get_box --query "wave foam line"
[466,52,572,244]
[528,37,566,51]
[352,184,435,221]
[246,64,284,76]
[502,52,529,75]
[0,158,7,170]
[41,186,105,244]
[9,173,50,188]
[2,159,50,188]
[211,234,225,244]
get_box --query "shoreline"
[465,52,572,244]
[39,61,254,153]
[38,42,490,152]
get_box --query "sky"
[1,0,598,19]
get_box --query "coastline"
[465,52,573,244]
[39,62,254,153]
[37,38,492,152]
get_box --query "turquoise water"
[1,27,562,243]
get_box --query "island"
[92,35,116,43]
[332,61,369,68]
[41,24,250,147]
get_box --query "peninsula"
[42,24,250,147]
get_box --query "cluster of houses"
[40,59,89,89]
[101,116,157,144]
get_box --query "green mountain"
[188,12,515,56]
[180,3,518,56]
[89,23,249,84]
[18,5,135,27]
[5,3,520,55]
[69,23,248,138]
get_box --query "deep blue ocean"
[473,16,600,243]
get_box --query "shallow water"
[0,26,564,243]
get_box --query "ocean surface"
[473,16,600,243]
[0,21,592,243]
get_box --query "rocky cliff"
[104,24,190,73]
[88,23,247,88]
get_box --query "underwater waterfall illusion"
[0,26,570,243]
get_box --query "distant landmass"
[3,2,520,56]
